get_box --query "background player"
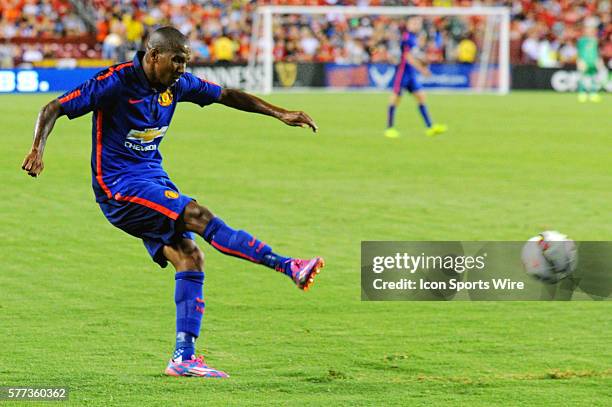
[577,25,604,103]
[385,17,447,139]
[21,27,324,378]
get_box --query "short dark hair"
[147,26,189,52]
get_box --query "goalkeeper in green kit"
[576,25,604,103]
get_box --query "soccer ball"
[521,231,578,283]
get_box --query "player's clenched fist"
[22,149,44,177]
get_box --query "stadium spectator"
[102,31,123,60]
[189,30,211,61]
[521,30,540,64]
[212,31,236,64]
[558,39,577,66]
[124,13,145,50]
[456,34,477,64]
[344,35,369,64]
[537,34,559,68]
[299,27,320,60]
[21,44,43,64]
[0,40,14,67]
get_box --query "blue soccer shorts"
[98,176,195,268]
[392,66,423,95]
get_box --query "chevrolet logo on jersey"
[126,126,168,143]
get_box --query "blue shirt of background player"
[399,31,419,78]
[57,51,222,203]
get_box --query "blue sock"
[173,271,204,361]
[418,104,432,128]
[202,217,291,274]
[387,105,396,128]
[173,332,196,361]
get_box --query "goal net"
[247,6,510,94]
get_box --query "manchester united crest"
[158,89,173,106]
[164,190,179,199]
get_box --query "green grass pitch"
[0,92,610,406]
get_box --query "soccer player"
[385,17,447,139]
[21,27,325,378]
[577,25,603,103]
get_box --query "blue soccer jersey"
[57,51,222,267]
[57,51,222,203]
[392,31,422,94]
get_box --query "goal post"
[248,6,510,95]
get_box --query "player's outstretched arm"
[217,88,318,133]
[22,99,64,177]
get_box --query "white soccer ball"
[521,231,578,283]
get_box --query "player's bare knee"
[184,242,205,269]
[185,201,214,222]
[164,240,204,271]
[182,201,214,233]
[176,239,204,269]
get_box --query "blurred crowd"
[511,0,611,66]
[269,13,482,65]
[0,0,610,68]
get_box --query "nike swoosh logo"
[128,98,144,104]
